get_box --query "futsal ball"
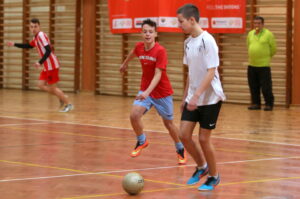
[122,172,144,195]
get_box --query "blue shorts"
[133,91,174,120]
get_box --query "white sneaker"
[59,104,74,113]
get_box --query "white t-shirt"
[183,31,226,106]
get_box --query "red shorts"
[39,68,60,85]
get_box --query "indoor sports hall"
[0,0,299,198]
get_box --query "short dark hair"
[254,16,264,24]
[30,18,40,25]
[177,4,200,22]
[141,19,157,30]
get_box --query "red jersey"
[30,31,60,71]
[134,42,173,98]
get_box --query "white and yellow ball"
[122,172,144,195]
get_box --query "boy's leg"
[130,105,147,137]
[48,84,70,104]
[37,80,49,92]
[38,69,71,108]
[38,80,69,104]
[48,84,73,112]
[180,120,208,185]
[198,132,220,191]
[199,128,217,176]
[152,96,186,164]
[38,80,72,112]
[180,121,205,166]
[152,95,181,143]
[162,119,187,164]
[130,95,151,157]
[198,102,222,191]
[162,119,180,143]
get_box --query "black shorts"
[181,101,222,130]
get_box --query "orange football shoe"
[177,148,187,165]
[130,140,149,157]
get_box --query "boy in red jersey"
[7,18,73,112]
[120,19,186,164]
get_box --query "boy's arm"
[187,36,219,111]
[120,49,136,73]
[38,45,51,65]
[187,68,216,111]
[7,41,33,49]
[181,72,189,112]
[136,68,162,100]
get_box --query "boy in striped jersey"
[7,18,73,112]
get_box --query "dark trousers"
[247,65,274,106]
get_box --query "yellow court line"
[221,176,300,186]
[5,126,123,141]
[4,126,288,158]
[149,141,285,157]
[0,159,91,174]
[216,148,285,157]
[61,176,300,199]
[0,159,186,187]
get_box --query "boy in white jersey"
[177,4,225,191]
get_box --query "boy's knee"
[130,111,142,121]
[49,87,56,93]
[37,83,45,90]
[199,133,210,144]
[179,131,190,143]
[163,120,174,129]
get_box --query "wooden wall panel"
[221,0,288,105]
[0,0,78,92]
[26,0,77,92]
[0,0,23,89]
[158,32,185,100]
[125,33,142,97]
[0,0,293,105]
[49,0,78,92]
[26,0,49,90]
[292,0,300,105]
[95,0,123,95]
[95,2,184,99]
[96,0,291,105]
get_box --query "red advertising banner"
[108,0,246,34]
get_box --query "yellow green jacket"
[247,28,277,67]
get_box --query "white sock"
[208,174,219,179]
[197,163,207,170]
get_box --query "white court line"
[1,115,300,147]
[211,136,300,147]
[0,156,299,183]
[0,122,53,127]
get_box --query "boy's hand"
[187,95,198,111]
[34,62,41,70]
[135,92,148,101]
[180,100,186,113]
[119,63,127,73]
[7,41,14,47]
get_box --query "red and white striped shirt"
[30,31,60,71]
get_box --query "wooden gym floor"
[0,89,299,199]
